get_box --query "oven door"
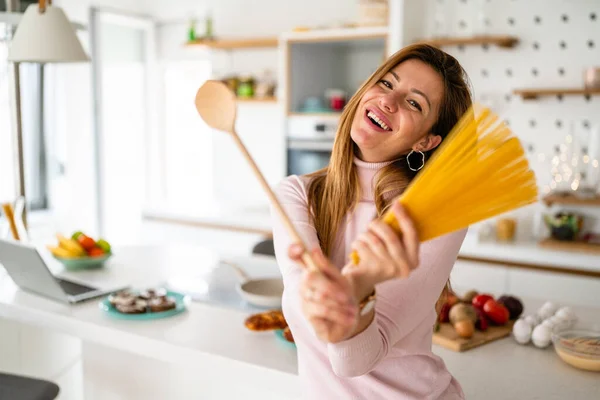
[286,139,333,176]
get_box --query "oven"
[285,115,338,176]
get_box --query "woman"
[271,43,472,399]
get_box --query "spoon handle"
[229,131,320,272]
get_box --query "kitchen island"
[0,244,598,399]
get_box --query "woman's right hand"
[288,245,359,343]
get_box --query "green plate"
[53,253,112,271]
[274,329,296,349]
[99,290,190,320]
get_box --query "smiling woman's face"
[350,59,445,162]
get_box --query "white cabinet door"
[450,259,509,296]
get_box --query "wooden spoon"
[195,80,319,271]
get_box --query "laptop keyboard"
[56,278,96,296]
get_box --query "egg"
[524,314,541,327]
[555,307,577,324]
[549,315,572,331]
[531,324,552,348]
[512,319,533,344]
[540,301,559,316]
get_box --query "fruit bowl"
[47,231,113,271]
[52,252,112,271]
[551,327,600,372]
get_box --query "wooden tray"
[433,321,514,352]
[538,238,600,254]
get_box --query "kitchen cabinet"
[279,27,388,176]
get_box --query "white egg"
[549,316,570,331]
[524,314,541,327]
[512,319,533,344]
[555,307,577,323]
[531,324,552,348]
[537,309,554,321]
[540,301,559,316]
[542,318,556,329]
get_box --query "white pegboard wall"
[421,0,600,196]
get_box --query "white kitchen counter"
[0,245,598,399]
[143,207,600,275]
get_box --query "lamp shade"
[7,4,89,63]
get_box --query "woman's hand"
[345,202,420,297]
[288,245,359,343]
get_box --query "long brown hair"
[306,44,472,304]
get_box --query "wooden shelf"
[416,35,519,48]
[288,112,342,118]
[282,26,388,44]
[513,87,600,100]
[237,96,277,103]
[538,238,600,254]
[186,37,278,49]
[542,193,600,207]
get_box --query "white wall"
[147,0,366,212]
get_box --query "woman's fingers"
[367,219,410,277]
[391,203,420,268]
[288,243,306,265]
[302,299,357,326]
[302,268,351,304]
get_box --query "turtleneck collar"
[353,156,396,201]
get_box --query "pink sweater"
[271,157,467,400]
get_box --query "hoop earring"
[407,150,425,172]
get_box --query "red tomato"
[78,234,96,251]
[483,299,509,325]
[88,247,105,257]
[472,294,494,310]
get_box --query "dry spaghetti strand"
[350,105,538,264]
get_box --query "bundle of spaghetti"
[351,105,538,264]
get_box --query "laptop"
[0,239,129,304]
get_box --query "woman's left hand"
[345,202,420,296]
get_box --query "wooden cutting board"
[433,320,515,352]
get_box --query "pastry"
[282,326,294,343]
[108,290,136,307]
[115,299,148,314]
[244,310,288,331]
[139,287,167,300]
[148,296,176,312]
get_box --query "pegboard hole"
[533,42,540,50]
[529,120,537,128]
[534,16,542,24]
[482,43,489,51]
[508,17,515,26]
[458,45,465,52]
[531,68,539,77]
[561,14,569,23]
[505,94,511,102]
[558,68,565,76]
[559,41,567,49]
[588,40,595,49]
[555,120,563,128]
[591,12,597,21]
[583,120,591,129]
[585,94,592,102]
[506,69,513,77]
[481,69,489,78]
[557,94,564,101]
